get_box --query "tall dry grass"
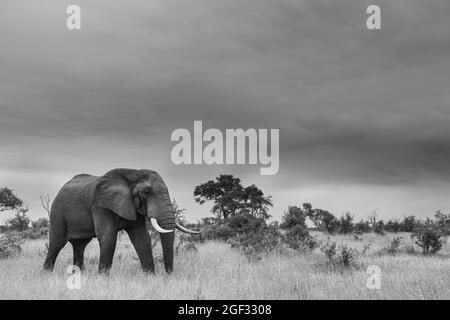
[0,232,449,299]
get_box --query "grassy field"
[0,232,449,299]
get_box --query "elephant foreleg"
[97,229,118,274]
[126,225,155,273]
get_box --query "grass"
[0,232,449,299]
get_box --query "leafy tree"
[280,206,308,230]
[280,206,315,250]
[194,175,272,223]
[304,203,338,233]
[240,185,273,221]
[194,175,243,222]
[0,187,23,212]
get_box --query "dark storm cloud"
[1,0,450,220]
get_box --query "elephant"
[43,168,199,274]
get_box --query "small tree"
[194,175,244,222]
[412,226,443,255]
[280,206,315,250]
[194,175,272,223]
[7,207,30,232]
[305,203,338,234]
[337,212,354,234]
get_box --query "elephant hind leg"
[43,238,67,271]
[69,238,92,271]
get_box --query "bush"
[202,224,235,240]
[31,217,49,229]
[337,212,354,234]
[353,220,371,234]
[318,240,359,270]
[227,214,264,234]
[283,225,316,251]
[7,208,30,232]
[434,211,450,236]
[305,204,339,234]
[175,233,199,254]
[280,206,308,230]
[0,232,24,259]
[228,226,282,261]
[384,219,401,232]
[20,227,48,240]
[379,237,402,256]
[412,226,443,255]
[400,215,416,232]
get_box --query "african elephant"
[43,168,199,274]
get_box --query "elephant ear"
[93,170,137,221]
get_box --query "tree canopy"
[194,175,273,222]
[0,187,23,212]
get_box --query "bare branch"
[40,194,51,217]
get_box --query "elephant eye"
[141,186,153,196]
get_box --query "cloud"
[1,0,449,221]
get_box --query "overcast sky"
[1,0,450,223]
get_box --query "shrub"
[400,215,416,232]
[338,245,357,268]
[175,233,199,254]
[354,220,371,234]
[280,206,315,251]
[20,227,48,240]
[434,211,450,236]
[337,212,354,234]
[384,219,401,232]
[202,224,235,240]
[7,208,30,232]
[318,239,359,270]
[280,206,308,230]
[373,220,385,235]
[227,214,264,234]
[228,226,282,261]
[0,232,24,259]
[379,237,402,255]
[283,225,316,251]
[31,217,49,229]
[412,226,443,255]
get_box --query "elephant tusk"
[175,222,201,234]
[150,218,174,233]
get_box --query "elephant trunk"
[147,199,175,274]
[158,208,176,273]
[160,232,175,273]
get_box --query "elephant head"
[93,168,199,273]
